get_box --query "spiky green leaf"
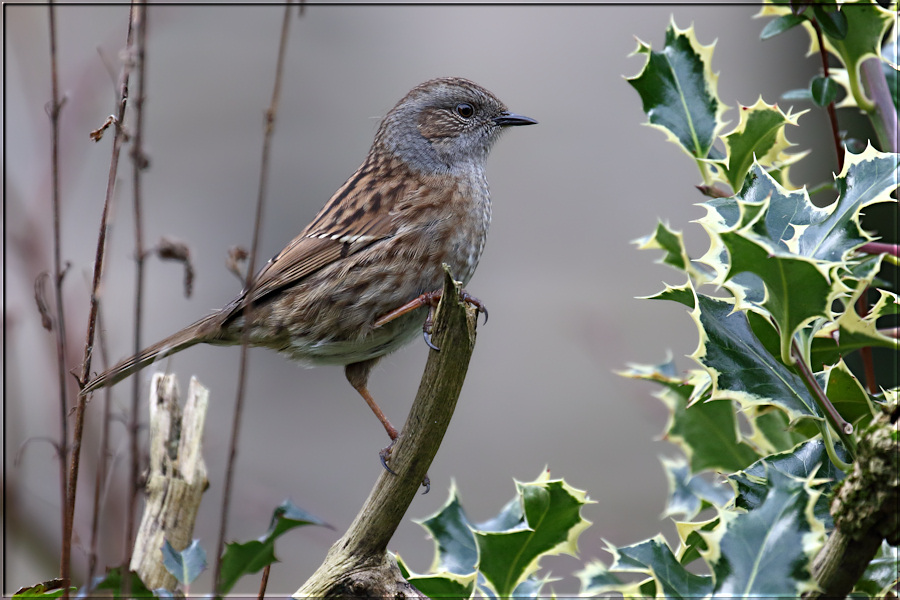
[714,98,806,193]
[690,292,822,421]
[627,20,727,168]
[702,469,825,597]
[661,456,733,520]
[474,473,592,597]
[605,535,714,599]
[395,555,477,600]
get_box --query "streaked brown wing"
[228,158,405,313]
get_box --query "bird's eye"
[455,103,475,118]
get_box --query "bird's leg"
[374,289,488,351]
[345,361,430,493]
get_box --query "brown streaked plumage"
[81,77,536,464]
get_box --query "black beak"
[493,111,538,127]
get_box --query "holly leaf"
[720,219,835,363]
[395,555,477,600]
[634,221,690,271]
[727,439,848,520]
[713,98,806,193]
[760,13,806,39]
[416,473,590,598]
[835,288,900,353]
[820,0,895,86]
[690,292,822,422]
[603,535,714,599]
[657,383,760,473]
[416,482,480,575]
[661,456,733,520]
[577,561,626,596]
[474,473,592,597]
[627,19,728,170]
[854,541,900,597]
[702,468,825,597]
[821,360,876,426]
[793,145,899,262]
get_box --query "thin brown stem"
[86,310,113,587]
[856,295,878,395]
[258,564,271,600]
[213,3,294,595]
[69,4,137,591]
[791,341,856,456]
[125,1,149,577]
[47,2,72,595]
[811,18,844,172]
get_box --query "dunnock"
[82,77,536,458]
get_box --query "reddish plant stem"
[856,295,879,395]
[213,3,294,595]
[811,18,844,172]
[46,1,71,595]
[69,5,137,590]
[859,242,899,257]
[124,1,148,576]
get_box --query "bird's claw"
[379,443,398,476]
[379,439,431,493]
[460,291,488,325]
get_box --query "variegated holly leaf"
[619,357,758,473]
[835,288,900,353]
[577,561,628,596]
[627,19,728,176]
[701,147,898,269]
[661,456,733,520]
[742,404,809,456]
[702,468,826,598]
[792,145,899,262]
[758,2,894,90]
[820,1,895,93]
[643,280,696,308]
[854,541,900,597]
[727,439,849,530]
[820,360,876,426]
[395,556,477,600]
[634,221,714,284]
[657,381,759,474]
[592,535,713,599]
[690,292,822,422]
[721,221,835,363]
[634,221,691,271]
[712,98,807,193]
[473,473,591,597]
[415,473,591,599]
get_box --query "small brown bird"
[82,77,536,456]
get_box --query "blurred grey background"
[5,3,828,595]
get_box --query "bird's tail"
[80,313,224,395]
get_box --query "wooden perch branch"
[294,267,478,598]
[130,374,209,591]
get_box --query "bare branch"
[295,269,478,597]
[213,3,296,594]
